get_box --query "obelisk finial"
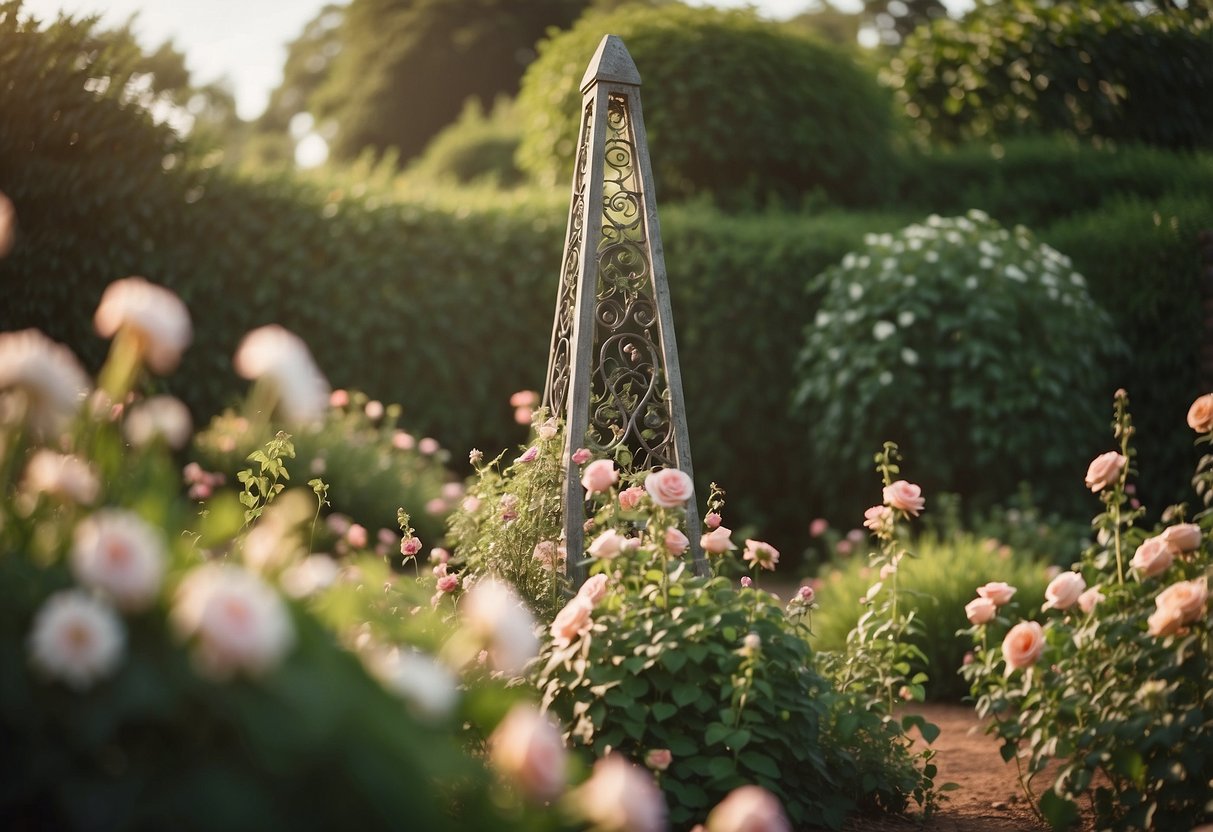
[580,34,642,92]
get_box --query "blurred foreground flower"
[235,325,330,425]
[572,754,667,832]
[23,450,99,505]
[0,329,91,437]
[172,563,295,679]
[29,590,125,690]
[124,395,192,448]
[72,510,167,611]
[94,276,193,376]
[489,703,567,801]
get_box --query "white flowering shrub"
[793,210,1120,519]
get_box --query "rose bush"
[961,390,1213,830]
[0,278,563,831]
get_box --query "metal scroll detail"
[544,99,594,420]
[587,93,674,469]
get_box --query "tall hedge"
[515,3,902,208]
[884,1,1213,149]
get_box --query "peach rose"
[581,459,618,495]
[1078,586,1105,614]
[1160,523,1202,553]
[577,573,609,607]
[645,468,695,508]
[550,597,593,647]
[574,754,666,832]
[1187,393,1213,433]
[1084,451,1126,492]
[1001,620,1045,671]
[1155,577,1208,624]
[588,529,628,561]
[1130,536,1175,578]
[965,597,997,625]
[664,527,690,556]
[701,526,736,555]
[976,581,1017,606]
[1147,605,1185,638]
[863,505,893,533]
[618,486,646,510]
[489,704,567,801]
[882,480,925,515]
[706,785,792,832]
[1042,571,1086,611]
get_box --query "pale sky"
[19,0,833,120]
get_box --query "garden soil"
[832,703,1093,832]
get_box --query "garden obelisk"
[542,35,704,585]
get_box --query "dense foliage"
[963,392,1213,830]
[884,1,1213,149]
[310,0,588,163]
[515,3,900,207]
[812,532,1049,700]
[793,211,1120,521]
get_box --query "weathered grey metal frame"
[542,35,705,586]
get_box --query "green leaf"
[651,702,677,722]
[1039,790,1079,830]
[671,683,700,707]
[739,750,779,779]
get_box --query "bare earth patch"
[831,703,1080,832]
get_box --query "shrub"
[884,1,1213,149]
[406,98,527,188]
[792,210,1121,522]
[895,137,1213,229]
[456,441,944,829]
[515,3,901,207]
[0,283,550,831]
[1043,192,1213,515]
[962,391,1213,830]
[812,531,1049,701]
[193,389,460,547]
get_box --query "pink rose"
[1001,620,1045,671]
[489,704,567,801]
[862,505,892,532]
[509,390,539,408]
[329,389,349,408]
[809,518,829,537]
[882,480,924,516]
[571,448,592,465]
[581,459,619,495]
[618,486,646,510]
[795,585,815,604]
[550,597,593,647]
[514,406,533,425]
[400,536,423,558]
[664,527,690,556]
[742,539,779,571]
[645,748,672,771]
[1078,586,1105,614]
[1187,393,1213,433]
[1042,571,1086,611]
[532,540,563,568]
[588,529,628,561]
[976,581,1017,606]
[740,577,752,588]
[965,597,996,625]
[1155,577,1208,624]
[700,526,736,555]
[1130,536,1176,578]
[706,785,791,832]
[644,468,695,508]
[577,573,609,606]
[1160,523,1202,553]
[1084,451,1126,492]
[346,524,368,549]
[436,574,460,594]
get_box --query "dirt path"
[838,703,1062,832]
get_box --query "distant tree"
[785,0,862,45]
[309,0,589,164]
[257,4,345,135]
[863,0,947,45]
